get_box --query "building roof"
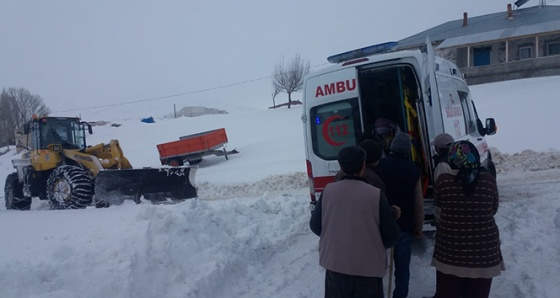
[397,5,560,49]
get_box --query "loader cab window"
[310,99,361,160]
[37,119,87,150]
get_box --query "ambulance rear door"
[303,66,363,202]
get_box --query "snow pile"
[197,172,308,200]
[492,147,560,173]
[164,106,228,119]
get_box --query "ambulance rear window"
[310,99,361,160]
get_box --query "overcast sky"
[1,0,522,114]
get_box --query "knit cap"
[389,132,411,154]
[431,133,454,149]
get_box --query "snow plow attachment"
[94,166,197,206]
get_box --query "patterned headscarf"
[448,141,480,170]
[447,141,481,194]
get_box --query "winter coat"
[334,164,386,193]
[377,153,423,233]
[432,171,505,279]
[432,152,448,166]
[433,153,453,182]
[309,176,400,277]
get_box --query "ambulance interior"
[357,64,433,199]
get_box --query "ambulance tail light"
[327,41,398,64]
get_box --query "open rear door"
[421,37,443,223]
[422,36,443,140]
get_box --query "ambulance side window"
[441,89,467,139]
[310,99,361,160]
[458,91,476,134]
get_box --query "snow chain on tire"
[4,173,32,210]
[46,165,94,209]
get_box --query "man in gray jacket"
[310,145,401,298]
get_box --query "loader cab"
[27,117,90,150]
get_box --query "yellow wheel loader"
[4,116,197,210]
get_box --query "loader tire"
[46,166,94,209]
[4,173,32,210]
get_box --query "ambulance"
[301,41,497,219]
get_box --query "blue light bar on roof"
[327,41,398,64]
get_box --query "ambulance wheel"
[47,166,94,209]
[4,173,32,210]
[487,159,497,177]
[487,150,497,177]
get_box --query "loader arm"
[83,140,133,171]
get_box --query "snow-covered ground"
[1,76,560,298]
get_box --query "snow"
[1,76,560,298]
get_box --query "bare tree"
[0,88,50,147]
[8,88,50,128]
[272,54,310,109]
[270,82,281,109]
[0,90,17,148]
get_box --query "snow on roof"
[398,5,560,49]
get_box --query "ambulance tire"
[486,150,497,177]
[487,159,497,178]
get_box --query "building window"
[473,47,491,66]
[519,46,532,60]
[547,42,560,56]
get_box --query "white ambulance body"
[301,42,497,218]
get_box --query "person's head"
[431,133,454,155]
[374,118,392,138]
[389,132,411,155]
[337,145,366,176]
[448,141,482,195]
[373,118,398,147]
[358,139,382,165]
[447,141,480,170]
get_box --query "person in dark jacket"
[334,139,385,192]
[432,141,504,298]
[376,132,424,298]
[310,145,401,298]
